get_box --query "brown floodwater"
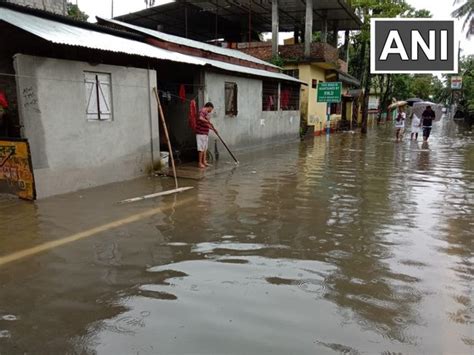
[0,119,473,354]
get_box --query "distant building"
[238,41,361,135]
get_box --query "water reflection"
[0,120,472,354]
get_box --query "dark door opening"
[156,63,203,164]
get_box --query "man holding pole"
[196,102,214,168]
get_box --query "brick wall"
[238,42,348,73]
[4,0,67,15]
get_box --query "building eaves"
[97,17,280,70]
[0,1,143,41]
[0,5,303,85]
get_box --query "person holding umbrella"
[421,105,436,142]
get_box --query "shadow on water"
[0,119,472,354]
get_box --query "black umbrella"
[406,98,423,106]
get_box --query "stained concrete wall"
[4,0,67,15]
[204,72,299,151]
[14,54,160,198]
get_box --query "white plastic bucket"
[160,152,169,167]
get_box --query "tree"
[67,3,88,21]
[391,74,411,100]
[454,56,474,115]
[410,75,434,100]
[431,76,448,103]
[452,0,474,38]
[349,1,435,128]
[349,0,417,132]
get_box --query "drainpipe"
[147,65,155,171]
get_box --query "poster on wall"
[0,139,36,200]
[307,115,319,126]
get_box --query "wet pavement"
[0,119,473,354]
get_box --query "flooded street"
[0,120,473,354]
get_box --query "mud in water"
[0,120,473,354]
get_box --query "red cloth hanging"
[189,99,197,133]
[179,84,186,102]
[280,89,290,109]
[266,95,274,111]
[0,91,8,109]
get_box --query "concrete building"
[14,55,159,198]
[0,4,163,198]
[0,3,301,199]
[2,0,66,15]
[239,41,360,135]
[116,1,361,136]
[98,17,302,155]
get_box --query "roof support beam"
[332,20,339,47]
[321,9,328,43]
[272,0,279,57]
[304,0,313,57]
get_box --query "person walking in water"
[196,102,214,168]
[395,106,406,142]
[411,112,421,141]
[421,105,436,142]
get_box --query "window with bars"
[280,83,300,111]
[225,82,238,116]
[283,69,299,79]
[262,81,278,111]
[84,72,113,121]
[330,102,342,115]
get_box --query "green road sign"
[317,82,342,103]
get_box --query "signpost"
[450,76,462,90]
[317,82,342,135]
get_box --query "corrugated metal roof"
[205,58,302,83]
[98,17,279,69]
[0,7,301,84]
[0,7,205,66]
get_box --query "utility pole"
[271,0,279,57]
[304,0,313,57]
[111,0,114,18]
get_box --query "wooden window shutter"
[97,74,112,120]
[84,72,98,119]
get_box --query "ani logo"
[371,19,458,74]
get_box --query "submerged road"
[0,119,473,354]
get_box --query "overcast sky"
[73,0,473,55]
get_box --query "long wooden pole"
[212,128,239,164]
[119,187,193,204]
[153,88,178,190]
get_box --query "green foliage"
[431,76,447,103]
[452,0,474,38]
[312,31,338,44]
[348,0,435,120]
[385,74,448,102]
[269,55,285,67]
[456,55,474,112]
[67,3,89,22]
[381,57,474,108]
[391,74,411,100]
[410,75,434,100]
[348,0,429,80]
